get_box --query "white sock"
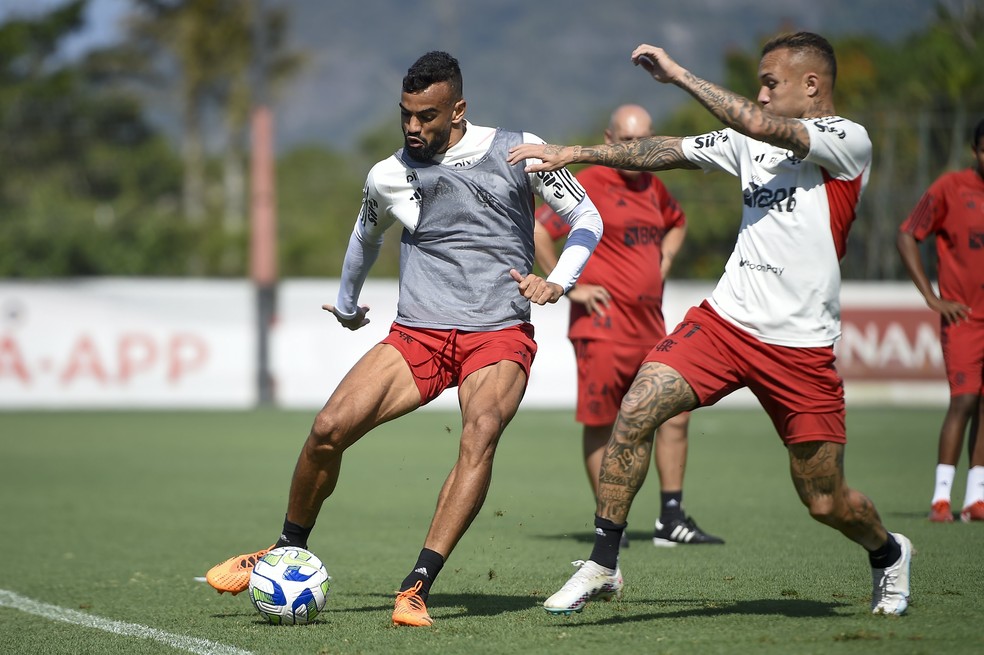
[963,466,984,507]
[933,464,956,504]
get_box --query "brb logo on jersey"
[743,181,797,212]
[624,225,667,247]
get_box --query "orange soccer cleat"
[205,545,275,595]
[928,500,954,523]
[960,500,984,523]
[392,580,434,627]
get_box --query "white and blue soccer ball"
[248,546,331,625]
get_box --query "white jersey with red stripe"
[682,116,871,347]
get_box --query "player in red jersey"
[897,117,984,524]
[534,104,722,547]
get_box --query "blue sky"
[0,0,128,58]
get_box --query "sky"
[0,0,128,59]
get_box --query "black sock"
[399,548,445,600]
[660,491,684,523]
[275,516,313,549]
[588,515,625,570]
[868,533,901,569]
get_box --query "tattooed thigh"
[788,441,845,502]
[617,362,697,436]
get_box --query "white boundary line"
[0,589,254,655]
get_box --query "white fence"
[0,279,947,409]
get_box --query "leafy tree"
[0,0,187,277]
[121,0,303,273]
[276,146,367,277]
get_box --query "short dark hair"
[762,31,837,85]
[973,118,984,149]
[403,51,463,99]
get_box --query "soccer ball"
[248,546,331,625]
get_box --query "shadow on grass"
[365,592,846,622]
[537,529,658,545]
[540,597,849,625]
[210,593,848,625]
[207,592,539,622]
[886,509,940,521]
[347,592,542,619]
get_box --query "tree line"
[1,0,982,281]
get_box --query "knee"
[460,412,505,461]
[948,394,979,418]
[618,396,666,442]
[307,410,347,457]
[803,495,838,524]
[465,408,508,438]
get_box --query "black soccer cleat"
[652,515,724,546]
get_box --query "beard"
[404,140,439,162]
[404,125,452,162]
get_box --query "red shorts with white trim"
[643,301,846,445]
[381,322,537,406]
[940,318,984,397]
[572,338,652,427]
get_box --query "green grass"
[1,407,982,655]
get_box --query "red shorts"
[643,302,846,445]
[573,339,651,426]
[381,322,537,405]
[940,318,984,397]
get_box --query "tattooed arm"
[507,135,698,173]
[505,42,823,173]
[631,44,812,159]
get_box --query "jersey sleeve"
[334,163,399,317]
[681,128,742,175]
[899,174,949,241]
[522,131,590,219]
[803,117,871,180]
[653,176,686,229]
[533,170,575,243]
[522,132,602,292]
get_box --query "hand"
[506,143,576,173]
[631,44,685,84]
[510,268,564,305]
[567,283,611,317]
[928,297,971,326]
[322,303,370,330]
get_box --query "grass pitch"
[1,407,982,654]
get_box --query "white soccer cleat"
[543,560,623,615]
[871,532,912,615]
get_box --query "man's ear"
[452,98,467,124]
[805,72,820,98]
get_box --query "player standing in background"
[509,32,912,616]
[205,50,603,627]
[534,103,723,547]
[897,117,984,524]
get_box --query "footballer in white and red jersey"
[682,116,870,348]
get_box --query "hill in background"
[275,0,936,149]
